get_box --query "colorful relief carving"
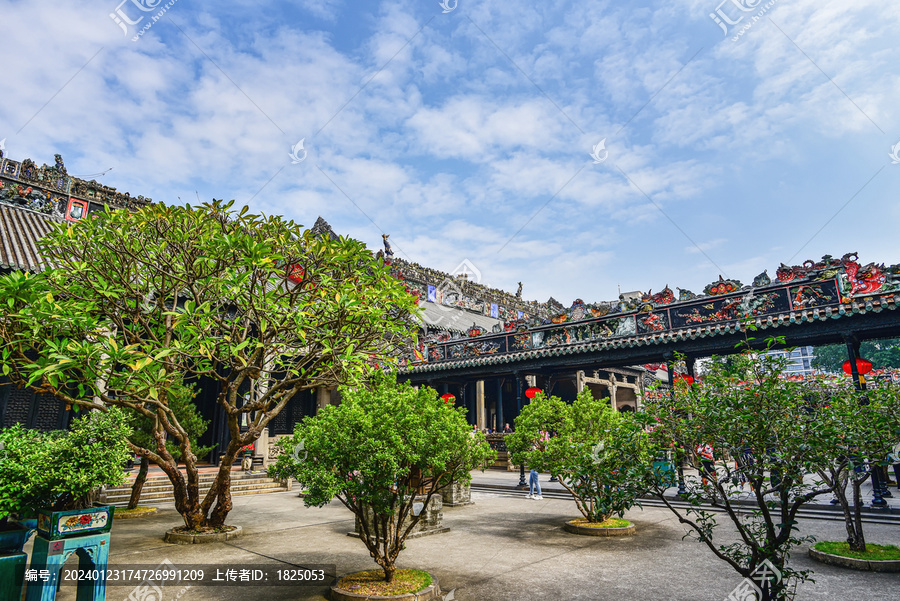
[677,288,698,302]
[704,276,742,296]
[740,291,782,316]
[463,339,503,356]
[1,152,151,218]
[671,290,789,328]
[510,333,531,351]
[776,253,850,283]
[0,181,61,214]
[840,257,891,297]
[407,252,897,365]
[752,270,771,287]
[637,312,668,333]
[644,287,674,306]
[789,282,838,309]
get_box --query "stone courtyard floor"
[30,480,900,601]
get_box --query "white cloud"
[0,0,898,305]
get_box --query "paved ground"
[29,471,900,601]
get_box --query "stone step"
[101,472,291,506]
[105,486,291,507]
[103,481,290,506]
[105,476,277,495]
[105,480,286,499]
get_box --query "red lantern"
[842,358,873,376]
[525,387,541,399]
[441,393,455,403]
[674,374,694,385]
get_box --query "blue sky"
[1,0,898,305]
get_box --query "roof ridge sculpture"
[0,150,151,218]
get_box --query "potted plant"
[507,390,655,536]
[269,374,495,598]
[0,408,133,545]
[0,426,40,553]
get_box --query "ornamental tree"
[644,341,835,601]
[0,409,132,523]
[268,374,495,583]
[506,390,656,523]
[0,200,418,531]
[812,382,900,553]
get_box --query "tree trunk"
[826,466,861,550]
[851,477,867,553]
[382,564,395,584]
[207,468,234,528]
[127,457,150,510]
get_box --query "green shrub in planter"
[507,390,656,524]
[0,408,132,528]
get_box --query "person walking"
[696,443,716,486]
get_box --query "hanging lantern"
[525,387,541,399]
[842,358,873,376]
[441,393,455,403]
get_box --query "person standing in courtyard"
[527,467,543,500]
[527,430,549,499]
[696,442,716,486]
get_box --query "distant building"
[766,346,817,377]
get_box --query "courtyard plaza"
[26,469,900,601]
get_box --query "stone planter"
[37,505,114,540]
[163,525,243,544]
[563,519,636,537]
[0,551,27,601]
[809,547,900,572]
[329,573,442,601]
[0,525,30,553]
[437,480,472,506]
[352,495,448,540]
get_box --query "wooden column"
[496,379,505,432]
[608,373,618,411]
[316,387,329,413]
[476,380,486,430]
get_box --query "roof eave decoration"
[399,252,900,371]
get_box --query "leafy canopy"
[644,345,837,597]
[0,409,132,519]
[271,374,495,512]
[0,199,418,417]
[507,390,656,522]
[0,199,419,530]
[269,374,495,582]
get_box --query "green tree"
[268,375,495,583]
[644,343,834,601]
[506,390,655,523]
[812,383,900,552]
[812,338,900,373]
[0,200,417,531]
[0,409,132,523]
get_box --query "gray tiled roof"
[0,204,59,272]
[415,299,503,333]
